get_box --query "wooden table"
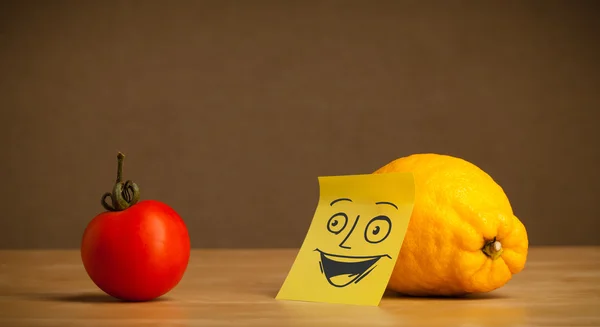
[0,247,598,326]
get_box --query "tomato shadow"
[26,292,170,303]
[383,289,508,301]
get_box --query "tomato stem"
[482,237,503,260]
[116,152,124,183]
[101,152,140,212]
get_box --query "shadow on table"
[23,292,170,303]
[262,288,507,301]
[383,289,508,300]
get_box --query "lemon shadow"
[383,289,508,300]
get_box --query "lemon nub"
[482,239,503,260]
[493,241,502,252]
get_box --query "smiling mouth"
[315,249,391,288]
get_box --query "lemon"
[374,153,528,296]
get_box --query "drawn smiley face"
[276,172,414,306]
[316,198,398,288]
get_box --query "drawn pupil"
[372,226,380,235]
[331,220,338,227]
[364,216,392,244]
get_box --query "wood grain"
[0,247,599,326]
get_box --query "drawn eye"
[327,213,348,234]
[364,216,392,243]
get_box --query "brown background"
[1,1,598,249]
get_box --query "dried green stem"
[116,152,124,183]
[101,152,140,211]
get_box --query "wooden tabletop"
[0,247,599,327]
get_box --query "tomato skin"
[81,200,190,301]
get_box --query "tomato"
[81,153,190,302]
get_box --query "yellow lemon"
[374,153,528,296]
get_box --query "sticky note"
[276,172,415,306]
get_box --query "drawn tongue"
[328,274,359,286]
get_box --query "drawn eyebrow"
[376,201,398,210]
[330,198,352,206]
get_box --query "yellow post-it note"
[276,172,415,306]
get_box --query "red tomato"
[81,153,190,301]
